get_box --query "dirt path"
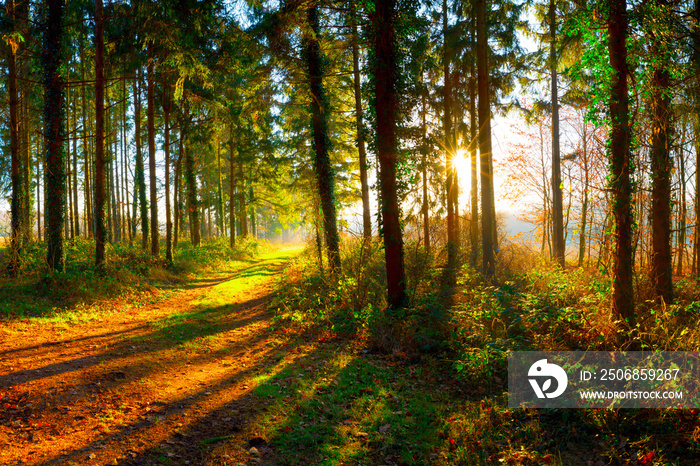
[0,248,303,466]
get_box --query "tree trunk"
[43,0,67,272]
[443,0,456,268]
[677,124,687,277]
[650,43,673,303]
[694,117,700,275]
[107,109,114,243]
[578,121,589,267]
[164,85,173,263]
[112,102,121,243]
[7,0,22,275]
[18,0,30,245]
[122,77,131,243]
[36,145,42,242]
[216,126,225,238]
[372,0,407,308]
[175,126,184,251]
[134,73,148,249]
[249,186,256,238]
[314,199,324,271]
[350,0,371,241]
[306,2,341,272]
[421,89,430,252]
[239,161,247,236]
[476,0,495,277]
[229,123,236,247]
[147,44,159,256]
[184,135,200,247]
[469,14,478,267]
[550,0,565,268]
[81,42,92,239]
[72,81,80,237]
[608,0,636,320]
[67,110,74,239]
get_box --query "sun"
[453,149,470,180]
[451,149,477,213]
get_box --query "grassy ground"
[1,240,700,465]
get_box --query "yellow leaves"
[2,32,24,54]
[174,76,185,101]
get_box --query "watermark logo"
[528,358,568,399]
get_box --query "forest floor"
[1,246,696,466]
[0,247,476,466]
[0,248,304,465]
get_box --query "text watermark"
[508,352,700,408]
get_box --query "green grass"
[265,241,700,465]
[0,237,287,323]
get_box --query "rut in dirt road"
[0,248,303,466]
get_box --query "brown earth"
[0,250,306,466]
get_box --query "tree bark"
[36,144,41,242]
[18,0,30,245]
[677,137,686,276]
[175,125,184,251]
[147,44,159,256]
[550,0,565,268]
[184,124,200,246]
[163,85,173,263]
[216,126,225,238]
[608,0,636,320]
[469,13,478,267]
[421,88,430,252]
[249,186,256,238]
[7,0,22,275]
[578,118,589,267]
[372,0,407,308]
[476,0,495,277]
[81,42,92,239]
[229,123,236,247]
[71,80,80,237]
[694,117,700,275]
[239,161,247,237]
[350,0,371,240]
[649,64,673,303]
[443,0,456,267]
[306,2,341,272]
[43,0,67,272]
[134,73,148,249]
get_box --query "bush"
[270,238,454,356]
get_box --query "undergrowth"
[270,238,450,355]
[272,240,700,380]
[0,236,267,320]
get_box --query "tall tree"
[608,0,635,321]
[648,0,673,303]
[371,0,407,308]
[163,84,173,264]
[134,73,149,249]
[350,0,371,241]
[550,0,565,268]
[43,0,67,272]
[229,122,237,247]
[443,0,457,269]
[94,0,107,268]
[6,0,22,276]
[469,12,478,268]
[147,43,159,256]
[476,0,495,277]
[305,2,341,272]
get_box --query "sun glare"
[453,149,470,179]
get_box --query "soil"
[0,251,303,466]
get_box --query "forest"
[1,0,700,464]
